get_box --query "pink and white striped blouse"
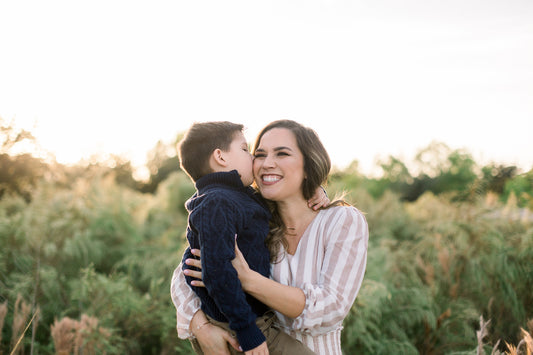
[171,205,369,354]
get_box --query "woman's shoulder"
[320,204,366,222]
[318,205,369,243]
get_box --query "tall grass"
[1,168,531,354]
[336,186,533,354]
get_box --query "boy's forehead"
[232,131,247,143]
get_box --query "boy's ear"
[211,148,228,167]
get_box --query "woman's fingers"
[191,280,206,287]
[185,257,202,269]
[191,248,201,257]
[184,252,205,287]
[222,331,243,352]
[184,268,205,287]
[195,323,240,354]
[184,269,202,279]
[231,243,252,289]
[232,243,247,267]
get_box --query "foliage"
[338,190,533,354]
[0,169,195,354]
[1,117,47,201]
[502,170,533,209]
[1,126,532,354]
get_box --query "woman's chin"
[258,187,278,200]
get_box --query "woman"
[171,120,369,354]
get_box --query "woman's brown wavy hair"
[252,120,348,262]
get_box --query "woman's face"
[253,128,306,202]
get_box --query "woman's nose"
[262,154,276,168]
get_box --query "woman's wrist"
[190,310,209,336]
[241,269,262,294]
[194,321,217,339]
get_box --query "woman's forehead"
[259,128,296,147]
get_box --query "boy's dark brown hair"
[178,121,244,182]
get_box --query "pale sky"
[1,0,532,177]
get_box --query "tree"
[141,134,184,193]
[0,117,46,201]
[480,164,518,195]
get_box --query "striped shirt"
[171,205,369,354]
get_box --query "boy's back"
[182,170,271,350]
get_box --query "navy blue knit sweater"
[182,170,271,351]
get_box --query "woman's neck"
[277,198,318,236]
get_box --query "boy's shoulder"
[188,185,251,211]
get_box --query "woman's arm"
[186,248,306,318]
[170,263,202,338]
[189,207,368,324]
[170,263,241,352]
[234,207,369,333]
[232,247,306,318]
[182,187,328,315]
[290,207,368,333]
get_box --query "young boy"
[177,121,314,354]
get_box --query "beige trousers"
[190,311,314,355]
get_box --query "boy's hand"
[245,341,269,355]
[308,186,330,210]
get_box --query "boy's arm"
[195,200,266,352]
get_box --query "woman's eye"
[277,152,289,156]
[254,154,265,158]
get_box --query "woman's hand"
[231,242,253,290]
[185,244,254,291]
[308,186,330,210]
[196,323,242,354]
[184,250,205,287]
[191,310,242,354]
[185,242,254,290]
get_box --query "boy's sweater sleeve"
[194,199,265,351]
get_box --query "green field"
[1,122,532,354]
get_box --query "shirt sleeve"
[170,262,201,339]
[291,206,369,335]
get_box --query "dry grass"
[509,328,533,355]
[1,296,41,355]
[477,316,492,355]
[0,300,7,344]
[476,316,533,355]
[10,295,31,355]
[51,317,78,355]
[51,314,111,355]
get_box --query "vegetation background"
[1,118,532,354]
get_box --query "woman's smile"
[261,174,282,184]
[253,128,306,202]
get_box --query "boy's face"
[225,131,254,186]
